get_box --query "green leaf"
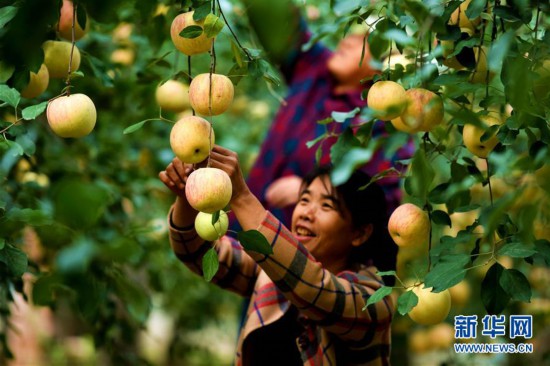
[193,3,211,21]
[376,270,397,277]
[306,133,326,149]
[32,274,61,306]
[211,210,220,226]
[123,120,158,134]
[432,210,452,227]
[203,13,224,38]
[56,237,96,273]
[533,240,550,266]
[0,61,15,83]
[497,242,537,258]
[6,208,52,226]
[202,247,219,282]
[22,101,48,120]
[0,85,20,108]
[364,286,393,308]
[479,124,499,143]
[3,139,24,156]
[0,6,18,28]
[230,40,243,68]
[499,268,531,303]
[481,263,510,315]
[408,148,435,200]
[381,28,415,46]
[331,147,373,186]
[424,254,469,292]
[0,245,28,277]
[0,239,5,250]
[330,127,361,165]
[488,31,514,72]
[238,230,273,255]
[179,25,203,39]
[397,290,418,315]
[331,107,360,123]
[15,134,35,156]
[114,273,151,324]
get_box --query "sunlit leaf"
[364,286,393,309]
[22,101,48,120]
[397,290,418,315]
[0,85,20,108]
[424,254,469,292]
[497,242,537,258]
[0,6,18,28]
[331,107,360,123]
[202,247,219,281]
[203,13,224,38]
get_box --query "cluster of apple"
[19,0,96,138]
[167,11,235,241]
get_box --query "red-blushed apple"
[189,73,234,116]
[398,88,444,132]
[185,168,232,213]
[170,11,213,56]
[388,203,430,248]
[194,211,229,241]
[408,284,451,325]
[20,64,49,99]
[170,116,214,164]
[156,80,190,112]
[366,80,407,121]
[462,114,502,158]
[57,0,88,41]
[46,93,96,138]
[42,40,81,79]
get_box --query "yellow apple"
[367,81,407,121]
[390,116,416,133]
[20,64,49,99]
[46,93,96,138]
[408,329,432,353]
[449,0,481,32]
[408,285,451,325]
[388,203,430,248]
[169,116,214,164]
[170,11,213,56]
[194,211,229,241]
[156,80,190,112]
[448,280,471,308]
[42,40,81,79]
[470,47,494,84]
[463,114,502,158]
[185,168,232,213]
[110,48,135,66]
[189,73,234,116]
[398,88,444,132]
[57,0,88,41]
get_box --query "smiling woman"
[159,145,397,366]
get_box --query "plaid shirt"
[245,30,413,228]
[169,208,394,366]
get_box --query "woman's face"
[326,34,378,87]
[290,175,361,272]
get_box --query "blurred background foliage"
[0,0,549,365]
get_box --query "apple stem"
[216,0,253,61]
[65,1,78,96]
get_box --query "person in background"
[238,0,414,229]
[159,145,397,365]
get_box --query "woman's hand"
[208,145,250,202]
[265,175,302,208]
[159,158,193,197]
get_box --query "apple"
[408,329,432,353]
[448,280,471,308]
[110,48,135,66]
[194,211,229,241]
[156,80,190,113]
[42,40,81,79]
[185,168,232,213]
[20,64,49,99]
[367,80,407,121]
[112,22,133,45]
[170,11,213,56]
[470,47,494,84]
[189,73,234,116]
[57,0,88,41]
[428,323,455,350]
[462,114,502,158]
[169,116,214,164]
[388,203,430,248]
[408,284,451,325]
[398,88,444,132]
[449,0,481,32]
[46,93,96,138]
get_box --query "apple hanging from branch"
[195,211,229,241]
[156,80,190,113]
[189,73,234,116]
[20,64,49,99]
[170,116,215,164]
[185,168,232,214]
[42,40,81,79]
[388,203,430,248]
[46,93,97,138]
[366,80,407,121]
[170,11,214,56]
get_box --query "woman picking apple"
[159,145,396,366]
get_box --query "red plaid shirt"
[245,30,413,228]
[169,208,394,366]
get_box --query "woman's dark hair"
[301,165,398,286]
